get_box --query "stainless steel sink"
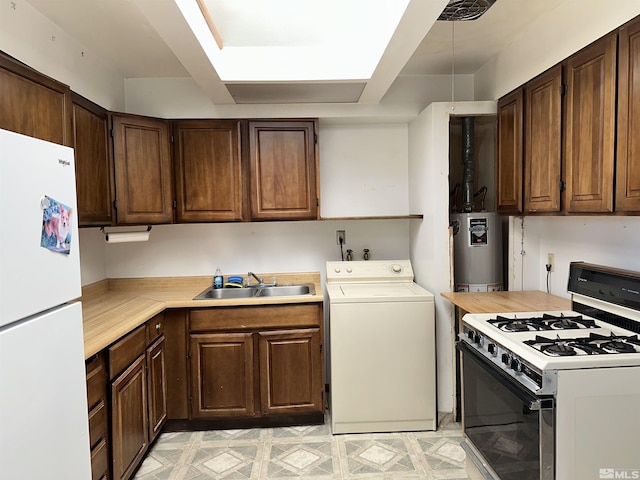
[194,283,315,300]
[194,288,255,300]
[254,285,314,296]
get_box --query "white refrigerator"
[0,129,92,479]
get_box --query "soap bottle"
[213,267,223,289]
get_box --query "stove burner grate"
[524,332,640,356]
[489,313,596,332]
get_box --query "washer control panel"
[326,260,414,283]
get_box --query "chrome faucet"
[247,272,277,287]
[248,272,263,285]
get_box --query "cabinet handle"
[155,323,161,331]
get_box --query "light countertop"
[81,272,323,359]
[441,290,571,314]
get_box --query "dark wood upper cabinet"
[248,120,318,221]
[496,89,523,214]
[524,64,563,213]
[0,52,72,146]
[111,113,173,225]
[616,17,640,212]
[72,93,114,226]
[173,120,243,222]
[564,34,617,213]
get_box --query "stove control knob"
[501,353,510,365]
[474,333,483,346]
[467,330,475,340]
[510,358,521,371]
[487,343,496,355]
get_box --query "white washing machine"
[326,260,436,434]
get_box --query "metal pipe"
[461,116,475,213]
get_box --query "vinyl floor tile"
[134,415,470,480]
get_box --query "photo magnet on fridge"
[40,195,72,254]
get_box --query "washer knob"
[334,268,341,273]
[346,268,353,273]
[391,264,402,273]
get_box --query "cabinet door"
[564,34,616,213]
[111,354,148,480]
[147,335,167,442]
[0,52,73,146]
[524,64,562,213]
[497,89,523,214]
[616,17,640,212]
[248,120,318,220]
[111,114,173,225]
[86,354,109,480]
[258,328,323,416]
[72,93,114,226]
[174,120,243,222]
[189,332,255,418]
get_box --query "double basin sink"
[194,283,315,300]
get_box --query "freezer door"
[0,129,81,327]
[0,302,91,478]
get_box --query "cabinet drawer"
[189,304,321,332]
[91,437,109,480]
[108,325,146,380]
[86,353,107,410]
[147,312,165,344]
[88,399,107,449]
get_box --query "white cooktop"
[463,310,640,371]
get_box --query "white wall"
[101,220,410,281]
[408,101,496,414]
[320,124,409,217]
[0,0,124,110]
[508,216,640,298]
[475,0,640,100]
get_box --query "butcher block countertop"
[441,290,571,314]
[81,272,323,359]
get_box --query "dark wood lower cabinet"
[111,354,148,480]
[147,336,168,442]
[86,306,322,479]
[190,332,255,418]
[186,304,325,426]
[86,353,110,480]
[259,328,323,416]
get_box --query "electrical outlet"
[547,253,555,272]
[336,230,346,245]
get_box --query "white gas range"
[458,262,640,480]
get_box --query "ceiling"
[24,0,562,105]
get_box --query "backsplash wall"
[509,215,640,297]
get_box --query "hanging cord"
[451,21,456,109]
[339,237,344,261]
[546,263,552,293]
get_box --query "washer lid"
[326,282,434,303]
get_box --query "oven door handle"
[457,340,548,411]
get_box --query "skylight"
[174,0,411,82]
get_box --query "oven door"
[457,341,554,480]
